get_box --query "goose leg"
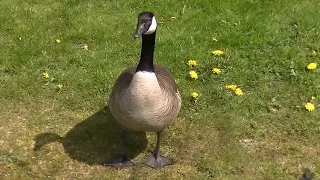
[143,130,172,168]
[103,130,134,170]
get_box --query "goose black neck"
[136,31,156,72]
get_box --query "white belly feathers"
[114,71,178,132]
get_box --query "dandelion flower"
[305,102,315,112]
[212,37,218,41]
[55,39,61,43]
[187,60,198,68]
[235,88,244,96]
[311,50,317,56]
[189,70,198,79]
[226,84,237,91]
[212,50,224,56]
[307,63,317,70]
[191,92,199,99]
[212,68,221,74]
[42,72,49,78]
[57,84,63,89]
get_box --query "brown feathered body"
[108,65,181,132]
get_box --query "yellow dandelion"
[55,39,61,43]
[305,102,315,112]
[307,63,317,70]
[42,72,49,78]
[189,70,198,80]
[57,84,63,89]
[212,37,218,41]
[235,88,244,96]
[191,92,199,99]
[212,50,224,56]
[212,67,221,74]
[187,60,198,68]
[226,84,237,91]
[311,50,317,56]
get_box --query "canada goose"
[105,12,181,169]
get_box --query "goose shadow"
[33,106,147,165]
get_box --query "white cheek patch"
[144,16,157,35]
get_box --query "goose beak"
[133,23,145,39]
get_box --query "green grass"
[1,0,320,179]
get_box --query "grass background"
[1,0,320,179]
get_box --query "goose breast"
[109,65,181,132]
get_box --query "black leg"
[143,130,172,168]
[152,131,161,156]
[103,129,134,170]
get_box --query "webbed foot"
[143,152,172,169]
[103,155,134,170]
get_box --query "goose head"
[134,12,157,39]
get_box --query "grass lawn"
[1,0,320,179]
